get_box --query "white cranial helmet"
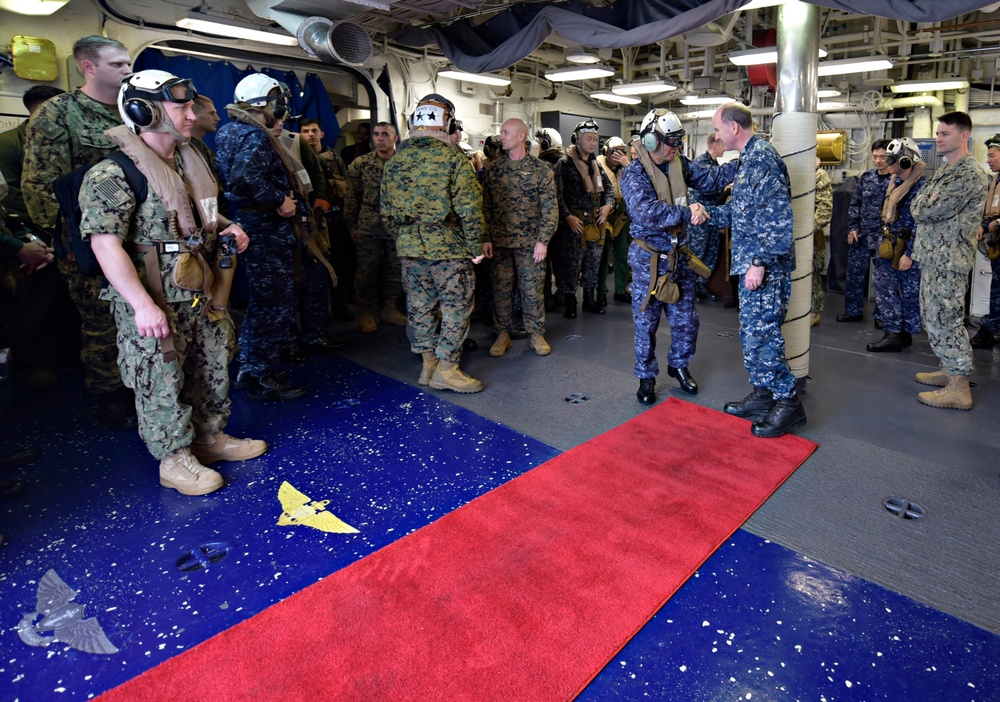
[535,127,562,150]
[884,137,921,167]
[603,136,627,156]
[118,69,196,138]
[639,108,685,151]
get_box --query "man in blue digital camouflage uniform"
[866,138,925,353]
[620,109,737,405]
[708,102,805,438]
[215,73,306,402]
[839,139,891,324]
[689,133,727,301]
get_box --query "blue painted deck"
[0,356,997,701]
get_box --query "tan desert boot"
[419,351,438,386]
[915,368,948,387]
[358,306,378,334]
[530,334,551,356]
[381,304,408,326]
[917,375,973,410]
[191,432,268,464]
[429,360,484,393]
[490,332,512,357]
[160,447,224,495]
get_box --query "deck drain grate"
[176,541,231,572]
[884,498,925,520]
[565,393,590,404]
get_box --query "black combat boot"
[970,327,996,349]
[248,375,307,402]
[751,395,807,438]
[597,292,608,307]
[866,332,901,353]
[636,377,656,405]
[667,365,698,395]
[899,331,913,348]
[582,289,606,315]
[723,387,775,418]
[563,293,578,319]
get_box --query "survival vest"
[52,150,148,276]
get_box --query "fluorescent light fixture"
[590,92,641,105]
[817,87,841,98]
[176,10,299,46]
[438,68,511,86]
[740,0,793,9]
[889,78,970,93]
[729,46,826,66]
[680,109,719,120]
[567,51,601,65]
[0,0,69,15]
[544,64,616,82]
[817,56,893,76]
[680,94,734,105]
[611,78,677,96]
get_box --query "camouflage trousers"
[111,299,234,460]
[812,243,826,313]
[628,243,699,378]
[557,223,603,293]
[491,246,545,335]
[919,264,973,375]
[58,258,123,395]
[239,238,296,376]
[401,257,474,363]
[687,221,720,284]
[843,241,873,317]
[737,271,796,399]
[354,232,403,306]
[872,258,921,334]
[297,250,331,344]
[598,223,632,295]
[979,256,1000,334]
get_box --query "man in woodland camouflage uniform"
[22,36,136,429]
[483,118,558,358]
[346,121,407,333]
[380,94,487,393]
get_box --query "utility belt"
[401,214,461,227]
[877,225,911,270]
[571,208,604,248]
[132,234,236,362]
[634,236,711,312]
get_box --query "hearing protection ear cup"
[641,132,659,151]
[570,131,577,145]
[898,156,913,170]
[124,97,158,128]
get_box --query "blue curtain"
[133,50,341,150]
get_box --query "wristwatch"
[751,256,766,268]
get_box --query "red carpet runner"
[100,397,816,702]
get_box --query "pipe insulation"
[773,1,820,382]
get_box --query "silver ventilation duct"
[297,16,373,66]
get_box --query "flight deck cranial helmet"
[884,137,921,170]
[986,133,1000,150]
[535,127,562,151]
[409,93,458,134]
[639,108,685,152]
[234,73,288,122]
[119,70,197,143]
[602,136,627,157]
[483,134,503,160]
[571,119,599,145]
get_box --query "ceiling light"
[680,109,719,120]
[590,92,641,105]
[176,10,299,46]
[729,46,826,66]
[611,78,677,96]
[817,56,893,76]
[544,65,616,82]
[566,51,601,65]
[0,0,69,15]
[740,0,793,9]
[438,68,511,86]
[889,78,970,93]
[817,87,842,98]
[680,94,734,105]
